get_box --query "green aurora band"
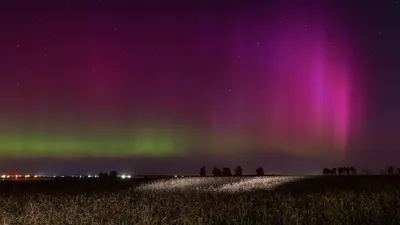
[0,127,339,159]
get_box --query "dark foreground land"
[1,175,400,224]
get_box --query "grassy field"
[0,176,400,224]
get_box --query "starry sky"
[0,0,398,175]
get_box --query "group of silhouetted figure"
[322,166,400,175]
[322,167,357,175]
[199,166,266,177]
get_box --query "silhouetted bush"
[110,170,118,180]
[222,168,232,176]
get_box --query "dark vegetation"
[1,166,400,224]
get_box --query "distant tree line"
[199,166,265,177]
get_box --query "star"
[16,44,20,48]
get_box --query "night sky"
[0,1,397,175]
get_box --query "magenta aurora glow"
[0,1,368,165]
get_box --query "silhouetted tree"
[199,166,207,177]
[256,167,264,176]
[222,167,232,176]
[212,167,222,176]
[234,166,243,176]
[110,170,118,180]
[99,173,104,179]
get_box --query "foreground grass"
[0,177,400,224]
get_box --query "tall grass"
[0,177,399,224]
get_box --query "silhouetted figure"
[104,173,109,179]
[388,166,394,175]
[110,170,118,180]
[345,167,350,175]
[234,166,243,176]
[256,167,264,176]
[99,173,104,179]
[222,167,232,176]
[199,166,207,177]
[332,168,337,175]
[212,167,222,176]
[338,167,344,175]
[350,167,357,175]
[397,168,400,175]
[323,168,332,175]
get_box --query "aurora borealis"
[4,0,399,174]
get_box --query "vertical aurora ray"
[253,4,362,158]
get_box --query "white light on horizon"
[136,176,307,193]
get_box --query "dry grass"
[0,176,399,224]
